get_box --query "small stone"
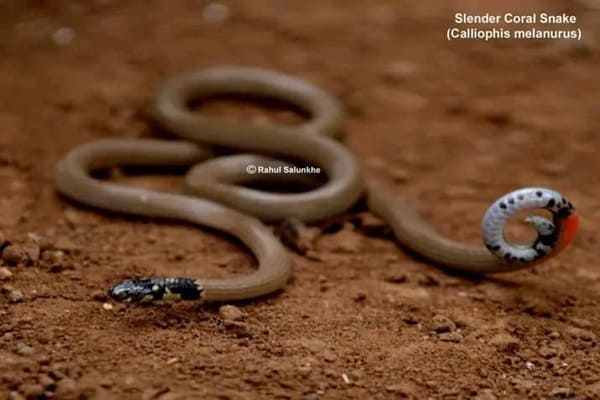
[9,289,24,303]
[323,351,337,363]
[539,346,558,358]
[55,378,77,398]
[384,271,407,284]
[22,242,40,264]
[550,387,572,398]
[102,303,113,311]
[2,245,24,266]
[0,267,13,280]
[26,233,49,250]
[439,332,463,343]
[570,318,593,329]
[489,333,520,352]
[352,212,390,237]
[352,292,367,302]
[390,167,410,183]
[384,383,417,396]
[41,250,65,263]
[431,315,456,333]
[473,389,497,400]
[52,27,75,46]
[20,383,44,399]
[382,61,419,82]
[219,305,244,321]
[416,273,439,286]
[565,326,596,342]
[525,360,535,370]
[38,374,55,389]
[91,290,108,302]
[223,320,253,338]
[52,237,80,252]
[166,357,179,365]
[16,344,36,356]
[202,2,230,23]
[549,331,561,339]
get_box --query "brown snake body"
[55,67,578,303]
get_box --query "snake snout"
[109,279,155,303]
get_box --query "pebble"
[16,344,36,356]
[539,346,558,358]
[549,331,561,339]
[223,320,253,338]
[384,382,417,396]
[383,271,407,284]
[41,249,65,263]
[9,289,24,303]
[416,273,439,286]
[166,357,179,365]
[91,290,108,302]
[26,233,49,250]
[219,305,244,321]
[19,383,44,399]
[570,318,593,329]
[52,27,76,46]
[38,374,55,389]
[489,333,520,352]
[202,2,230,23]
[390,167,410,183]
[55,378,77,398]
[352,292,367,302]
[381,61,419,82]
[2,245,24,266]
[550,387,572,398]
[52,237,80,252]
[323,351,337,363]
[102,303,113,311]
[431,315,456,333]
[353,213,389,237]
[473,389,497,400]
[438,332,463,343]
[0,266,13,280]
[565,326,596,342]
[22,242,40,264]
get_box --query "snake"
[54,66,579,303]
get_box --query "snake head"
[110,277,204,303]
[524,215,555,236]
[109,279,158,303]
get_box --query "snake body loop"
[55,66,579,303]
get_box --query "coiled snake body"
[55,67,579,303]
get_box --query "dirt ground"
[1,1,599,399]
